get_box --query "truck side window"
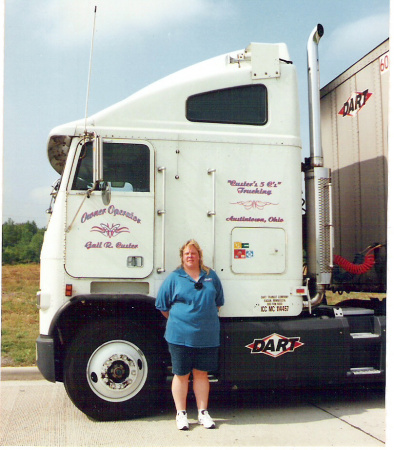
[71,142,150,192]
[71,141,93,190]
[103,143,150,192]
[186,84,268,126]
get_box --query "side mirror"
[46,178,61,214]
[88,133,110,205]
[93,134,103,184]
[100,181,111,206]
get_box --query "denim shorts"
[168,343,219,376]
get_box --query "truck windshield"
[71,141,150,192]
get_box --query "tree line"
[2,219,45,265]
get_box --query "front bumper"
[36,335,56,383]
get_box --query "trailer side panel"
[320,40,389,292]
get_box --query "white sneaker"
[176,411,189,430]
[198,410,215,429]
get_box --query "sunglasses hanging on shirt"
[194,282,203,290]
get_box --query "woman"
[155,239,224,430]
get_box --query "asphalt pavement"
[0,367,387,447]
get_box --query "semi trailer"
[320,38,388,295]
[36,24,386,421]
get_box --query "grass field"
[1,263,386,367]
[1,263,40,366]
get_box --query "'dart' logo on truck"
[338,89,372,117]
[246,333,304,357]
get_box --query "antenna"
[84,6,98,134]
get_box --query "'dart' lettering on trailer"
[338,89,372,117]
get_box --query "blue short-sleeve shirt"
[155,267,224,348]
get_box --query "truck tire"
[63,318,166,421]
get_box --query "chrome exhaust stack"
[307,24,324,168]
[303,24,333,310]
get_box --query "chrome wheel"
[86,340,148,402]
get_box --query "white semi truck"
[36,25,386,421]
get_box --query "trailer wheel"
[63,319,165,421]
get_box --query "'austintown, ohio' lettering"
[226,216,284,223]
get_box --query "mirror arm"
[86,179,101,198]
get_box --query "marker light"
[296,288,306,295]
[65,284,73,297]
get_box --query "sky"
[1,0,391,228]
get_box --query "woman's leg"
[172,373,190,411]
[192,369,210,410]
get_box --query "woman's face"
[182,245,200,271]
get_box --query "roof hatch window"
[186,84,268,126]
